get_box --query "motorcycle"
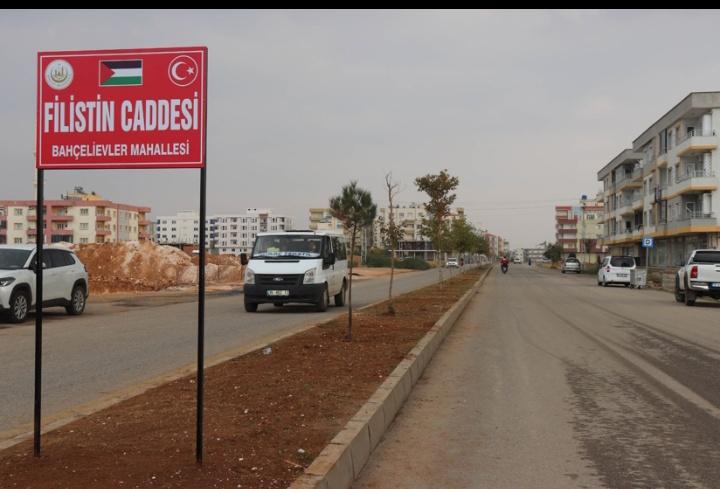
[501,263,509,274]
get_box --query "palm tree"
[330,181,377,340]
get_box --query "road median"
[0,266,488,489]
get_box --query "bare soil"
[0,269,482,489]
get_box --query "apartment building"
[598,92,720,267]
[0,191,151,245]
[308,208,345,233]
[155,208,293,256]
[372,203,466,261]
[555,196,605,264]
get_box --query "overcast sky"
[2,10,719,248]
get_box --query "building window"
[14,223,23,230]
[80,208,89,216]
[80,238,89,244]
[14,208,23,216]
[14,237,23,244]
[80,223,89,230]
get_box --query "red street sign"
[36,46,207,170]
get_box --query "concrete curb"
[289,266,492,489]
[0,268,468,451]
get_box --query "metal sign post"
[35,46,208,461]
[642,236,654,268]
[33,168,44,458]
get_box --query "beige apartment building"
[308,208,345,234]
[0,190,151,245]
[372,203,466,260]
[555,196,605,264]
[598,92,720,267]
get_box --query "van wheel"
[244,300,258,312]
[674,277,685,303]
[8,290,30,323]
[273,303,283,308]
[66,285,86,315]
[602,277,608,287]
[317,285,329,312]
[334,281,346,307]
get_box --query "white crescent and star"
[168,56,198,86]
[171,61,188,81]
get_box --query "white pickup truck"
[675,249,720,306]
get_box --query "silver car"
[561,257,581,274]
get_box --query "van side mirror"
[240,253,248,266]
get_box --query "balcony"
[96,215,111,222]
[664,169,718,198]
[139,219,152,226]
[675,130,718,157]
[667,211,717,232]
[615,173,642,191]
[96,229,111,236]
[616,200,634,216]
[27,214,74,222]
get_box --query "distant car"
[445,257,460,268]
[0,245,89,323]
[675,249,720,306]
[561,257,581,273]
[513,256,523,264]
[598,255,635,287]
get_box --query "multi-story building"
[0,190,151,245]
[309,208,345,234]
[598,92,720,267]
[555,196,605,264]
[523,246,547,263]
[155,208,293,256]
[483,232,501,258]
[372,203,466,261]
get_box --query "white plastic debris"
[262,347,272,355]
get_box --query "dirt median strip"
[289,266,492,489]
[0,267,486,489]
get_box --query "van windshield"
[610,256,635,267]
[252,235,323,259]
[0,249,32,270]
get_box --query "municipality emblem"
[45,59,74,90]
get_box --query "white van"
[242,231,348,312]
[598,255,636,287]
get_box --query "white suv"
[0,245,89,323]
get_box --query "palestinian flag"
[100,60,142,86]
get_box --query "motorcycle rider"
[500,255,510,272]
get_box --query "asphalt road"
[355,264,720,489]
[0,267,460,437]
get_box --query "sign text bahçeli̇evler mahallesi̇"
[42,94,200,134]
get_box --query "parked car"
[513,256,523,264]
[675,249,720,306]
[561,257,581,273]
[0,245,89,323]
[242,231,347,312]
[597,256,636,286]
[445,257,460,268]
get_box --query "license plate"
[267,290,289,297]
[617,274,628,278]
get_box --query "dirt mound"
[74,242,244,294]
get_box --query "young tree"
[544,242,564,263]
[415,170,460,283]
[379,173,403,314]
[330,181,377,340]
[448,215,477,256]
